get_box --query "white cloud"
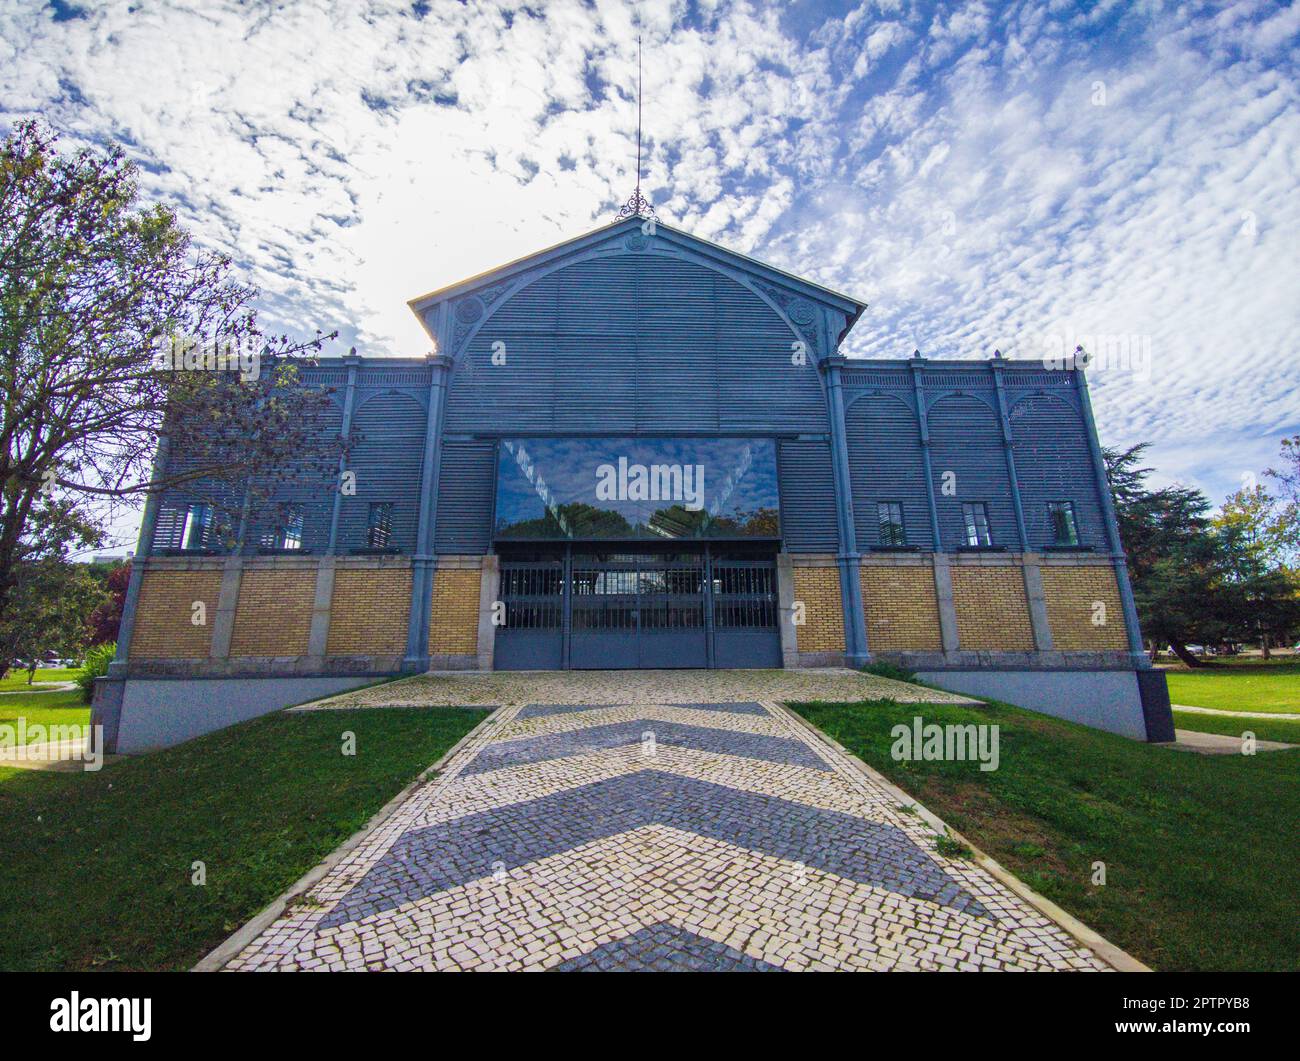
[1,0,1296,525]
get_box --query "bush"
[860,660,917,683]
[76,642,116,703]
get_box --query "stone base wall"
[858,552,1139,663]
[229,565,317,657]
[122,554,487,676]
[327,562,413,656]
[128,562,223,659]
[1039,563,1127,651]
[860,559,942,652]
[949,563,1036,651]
[123,553,1138,676]
[790,556,845,663]
[429,557,482,668]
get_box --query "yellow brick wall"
[327,567,412,656]
[792,565,845,654]
[1041,566,1128,650]
[950,565,1035,651]
[429,567,480,656]
[229,568,316,657]
[129,569,223,659]
[860,565,942,651]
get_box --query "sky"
[3,0,1298,553]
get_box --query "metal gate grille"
[494,548,780,671]
[570,553,706,668]
[712,559,778,629]
[496,558,563,669]
[710,556,781,667]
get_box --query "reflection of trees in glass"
[647,505,781,538]
[497,502,634,539]
[736,507,780,537]
[646,505,705,538]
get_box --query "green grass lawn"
[1171,708,1300,745]
[0,690,90,744]
[1163,658,1300,713]
[0,705,489,971]
[0,667,78,692]
[788,698,1299,972]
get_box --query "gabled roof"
[406,216,867,335]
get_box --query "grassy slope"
[0,690,90,743]
[1163,660,1300,713]
[789,698,1299,972]
[0,705,488,971]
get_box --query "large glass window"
[494,438,780,540]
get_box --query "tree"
[0,561,106,683]
[86,560,131,646]
[0,496,103,680]
[1213,486,1300,658]
[1104,444,1229,666]
[1106,445,1300,665]
[1265,435,1300,563]
[0,120,342,634]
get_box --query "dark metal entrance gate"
[495,545,781,671]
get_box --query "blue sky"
[3,0,1298,553]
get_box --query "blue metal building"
[97,217,1174,752]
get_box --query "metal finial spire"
[616,34,658,222]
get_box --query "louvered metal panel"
[841,370,911,389]
[777,440,839,552]
[444,253,831,438]
[557,256,641,334]
[845,395,930,548]
[492,273,559,333]
[151,430,247,551]
[927,394,1019,548]
[553,336,638,432]
[922,371,993,389]
[449,328,556,433]
[1009,395,1107,548]
[151,505,187,550]
[338,391,426,553]
[635,334,720,431]
[434,440,497,554]
[717,333,825,430]
[243,395,344,553]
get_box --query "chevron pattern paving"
[225,698,1110,971]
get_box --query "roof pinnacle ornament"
[615,34,659,223]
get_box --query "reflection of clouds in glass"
[496,438,780,539]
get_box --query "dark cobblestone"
[462,718,831,776]
[554,923,784,971]
[321,770,987,928]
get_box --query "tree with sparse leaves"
[1265,435,1300,561]
[0,120,343,631]
[1213,485,1300,658]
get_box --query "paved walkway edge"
[1172,703,1300,720]
[770,701,1151,973]
[192,706,502,972]
[286,673,429,713]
